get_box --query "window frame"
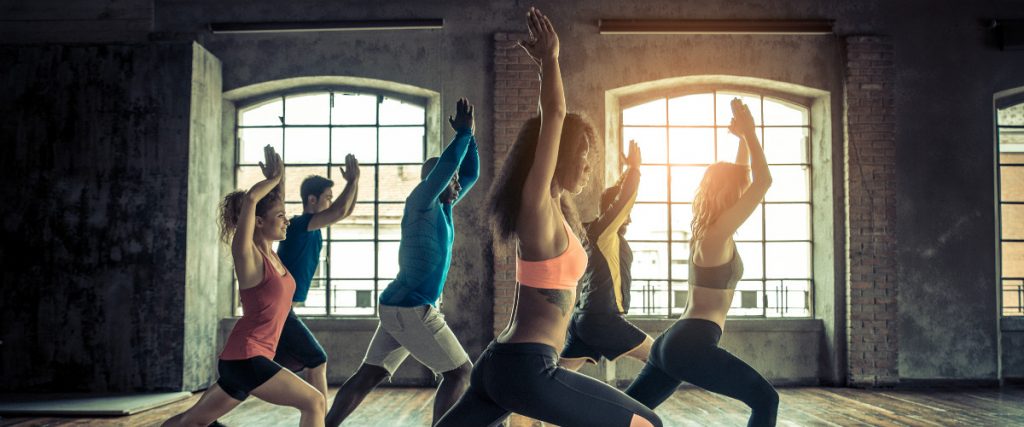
[617,86,815,319]
[997,94,1024,317]
[233,87,430,317]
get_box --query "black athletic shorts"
[217,356,284,401]
[560,311,648,363]
[274,309,328,372]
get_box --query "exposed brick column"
[492,32,538,337]
[844,36,899,386]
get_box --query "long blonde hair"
[690,162,751,243]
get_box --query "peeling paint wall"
[0,42,214,392]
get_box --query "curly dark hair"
[486,113,598,245]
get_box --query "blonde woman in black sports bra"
[625,99,779,427]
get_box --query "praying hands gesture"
[518,7,560,68]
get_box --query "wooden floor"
[3,386,1024,426]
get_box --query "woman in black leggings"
[435,7,660,427]
[624,99,779,427]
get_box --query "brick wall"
[844,36,899,386]
[492,32,539,336]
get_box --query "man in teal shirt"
[326,98,479,427]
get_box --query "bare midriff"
[682,285,735,329]
[496,284,575,349]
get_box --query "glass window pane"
[736,242,764,280]
[239,128,282,164]
[735,204,763,241]
[671,243,690,280]
[766,280,811,318]
[766,242,811,278]
[668,93,714,126]
[623,127,667,164]
[284,128,330,164]
[285,93,331,125]
[624,98,667,126]
[351,168,377,203]
[765,165,810,202]
[764,127,809,164]
[670,166,706,203]
[1003,242,1024,278]
[378,203,404,240]
[1002,152,1024,164]
[1003,279,1024,316]
[379,97,425,125]
[765,204,811,241]
[284,166,329,204]
[637,166,668,202]
[285,202,304,220]
[330,242,375,279]
[728,280,764,316]
[669,128,715,164]
[624,203,668,242]
[377,241,400,279]
[670,203,693,241]
[379,127,425,163]
[717,127,764,162]
[333,93,378,125]
[630,280,670,316]
[1003,204,1024,240]
[763,97,808,126]
[330,280,376,316]
[240,98,283,126]
[329,203,376,240]
[379,165,421,202]
[236,166,264,192]
[294,280,327,315]
[332,127,377,164]
[997,102,1024,126]
[630,242,669,281]
[715,92,762,126]
[1002,166,1024,202]
[1002,128,1024,148]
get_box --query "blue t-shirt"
[277,213,322,302]
[378,130,479,307]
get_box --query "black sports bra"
[689,242,744,290]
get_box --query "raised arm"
[589,141,641,237]
[232,145,283,287]
[518,7,565,214]
[706,99,773,240]
[308,154,360,230]
[411,98,476,210]
[453,137,479,205]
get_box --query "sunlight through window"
[621,91,812,318]
[236,92,427,316]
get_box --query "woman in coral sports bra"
[163,146,325,427]
[436,8,660,427]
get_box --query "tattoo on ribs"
[537,289,572,316]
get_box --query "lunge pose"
[624,99,779,427]
[559,140,654,371]
[273,153,360,404]
[326,98,479,426]
[163,146,325,427]
[435,8,660,427]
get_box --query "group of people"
[163,7,777,427]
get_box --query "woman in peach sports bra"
[435,8,660,427]
[163,146,325,427]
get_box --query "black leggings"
[624,319,778,427]
[435,342,661,427]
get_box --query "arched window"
[620,90,812,317]
[235,90,428,316]
[998,96,1024,316]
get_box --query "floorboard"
[2,386,1023,426]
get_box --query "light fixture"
[598,19,834,35]
[209,19,444,34]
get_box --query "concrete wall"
[3,0,1024,391]
[0,42,209,392]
